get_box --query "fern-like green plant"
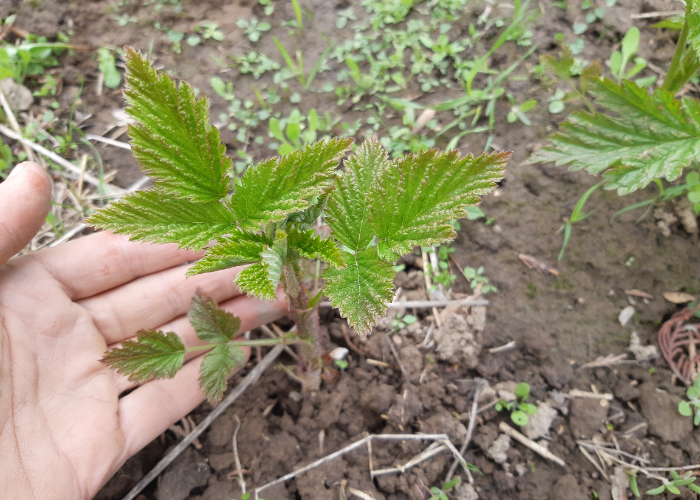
[89,47,508,399]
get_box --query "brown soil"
[3,0,700,498]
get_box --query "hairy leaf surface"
[288,226,345,268]
[260,234,287,292]
[234,263,277,300]
[186,230,271,276]
[371,149,508,260]
[199,343,246,405]
[229,138,353,231]
[189,292,242,343]
[323,248,395,337]
[87,190,236,251]
[101,330,185,382]
[124,47,231,202]
[326,137,389,251]
[530,78,700,194]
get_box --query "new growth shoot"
[89,48,508,401]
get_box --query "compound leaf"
[288,226,345,268]
[326,136,390,251]
[199,343,246,405]
[189,291,242,343]
[371,149,508,260]
[101,329,185,382]
[234,263,277,300]
[229,138,353,231]
[87,189,236,251]
[186,230,270,276]
[260,233,287,292]
[124,47,231,203]
[530,78,700,195]
[323,247,395,337]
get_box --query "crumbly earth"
[2,0,700,498]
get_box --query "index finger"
[36,231,202,300]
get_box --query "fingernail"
[8,164,24,179]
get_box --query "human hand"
[0,162,287,499]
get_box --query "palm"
[0,165,286,499]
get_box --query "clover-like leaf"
[101,330,185,382]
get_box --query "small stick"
[445,379,485,483]
[498,422,567,467]
[630,10,682,19]
[421,250,443,327]
[0,123,121,194]
[577,441,650,464]
[342,323,366,357]
[121,343,286,500]
[0,88,36,162]
[319,299,489,309]
[371,442,447,478]
[488,341,517,353]
[366,359,392,368]
[568,389,613,400]
[578,445,610,481]
[347,487,375,500]
[386,336,412,387]
[232,415,246,494]
[85,133,131,150]
[253,433,456,499]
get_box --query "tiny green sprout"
[335,359,349,371]
[678,377,700,426]
[496,382,537,426]
[645,470,700,496]
[258,0,274,16]
[392,313,417,331]
[236,17,271,42]
[463,266,497,294]
[89,48,508,399]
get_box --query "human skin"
[0,162,287,499]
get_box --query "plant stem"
[662,2,691,92]
[281,262,325,392]
[184,336,307,353]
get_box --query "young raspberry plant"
[88,47,508,400]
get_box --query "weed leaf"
[186,230,271,276]
[234,263,278,300]
[101,329,185,382]
[229,138,353,231]
[199,343,246,405]
[189,291,242,343]
[288,226,345,268]
[323,247,395,337]
[124,47,231,202]
[326,137,390,251]
[531,78,700,195]
[87,190,236,251]
[371,149,508,260]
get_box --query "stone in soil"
[569,398,608,439]
[522,402,558,440]
[639,384,693,442]
[156,448,211,500]
[434,312,483,368]
[549,474,587,500]
[454,482,479,500]
[487,434,511,464]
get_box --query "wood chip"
[518,254,559,276]
[625,289,653,300]
[568,389,613,400]
[663,292,696,304]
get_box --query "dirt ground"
[3,0,700,498]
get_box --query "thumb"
[0,162,52,265]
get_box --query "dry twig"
[499,422,567,467]
[445,379,485,483]
[232,415,246,494]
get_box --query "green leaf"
[515,382,531,399]
[678,400,692,417]
[511,410,529,426]
[186,230,271,276]
[189,291,242,343]
[323,247,395,337]
[229,138,353,231]
[287,226,345,268]
[531,78,700,195]
[101,329,185,382]
[234,263,278,300]
[123,47,232,203]
[260,233,287,291]
[87,190,236,251]
[646,485,666,495]
[97,47,121,89]
[326,136,391,252]
[199,343,246,405]
[441,477,461,492]
[287,193,329,229]
[371,149,508,260]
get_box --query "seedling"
[462,266,497,294]
[88,48,508,399]
[429,476,461,500]
[392,313,417,331]
[237,17,270,43]
[678,376,700,426]
[97,47,121,89]
[495,382,537,426]
[258,0,274,16]
[629,470,700,497]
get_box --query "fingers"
[112,290,287,393]
[118,347,250,458]
[80,262,250,345]
[36,231,202,300]
[0,162,52,265]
